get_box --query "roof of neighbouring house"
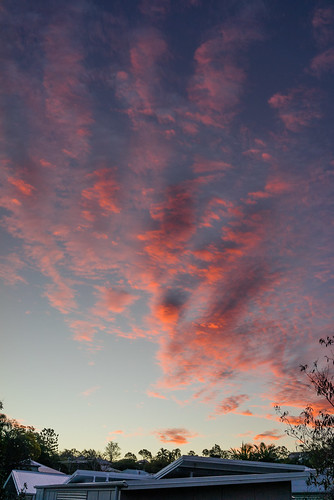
[65,469,153,484]
[3,470,69,496]
[154,455,307,480]
[22,460,65,475]
[32,457,327,498]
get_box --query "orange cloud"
[147,390,167,399]
[154,428,199,445]
[69,319,105,343]
[81,386,100,397]
[81,168,120,215]
[254,429,285,441]
[92,286,138,318]
[8,177,35,196]
[214,395,249,415]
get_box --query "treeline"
[1,399,295,485]
[57,442,292,474]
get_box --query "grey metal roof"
[154,455,307,479]
[126,472,310,491]
[4,470,69,495]
[66,469,152,484]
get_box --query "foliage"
[36,428,59,469]
[104,441,121,462]
[0,403,43,500]
[111,458,140,471]
[138,449,152,461]
[202,444,230,459]
[201,442,288,462]
[277,336,334,495]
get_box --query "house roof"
[33,456,321,497]
[66,469,152,484]
[4,470,69,495]
[126,472,309,491]
[24,460,65,475]
[35,471,309,493]
[154,455,307,480]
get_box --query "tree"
[104,441,121,462]
[37,428,59,468]
[170,448,181,461]
[202,444,230,459]
[138,449,152,461]
[0,403,42,499]
[277,336,334,495]
[230,442,255,460]
[253,442,289,462]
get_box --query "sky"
[1,0,334,457]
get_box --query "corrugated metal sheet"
[11,471,69,495]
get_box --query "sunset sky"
[1,0,334,456]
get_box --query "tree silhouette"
[277,336,334,494]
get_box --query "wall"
[121,481,292,500]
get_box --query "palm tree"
[230,443,255,460]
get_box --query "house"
[3,470,69,500]
[34,456,313,500]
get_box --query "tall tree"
[277,336,334,494]
[138,449,152,461]
[104,441,121,462]
[230,443,255,460]
[202,444,230,459]
[37,428,59,468]
[0,403,41,499]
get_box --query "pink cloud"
[268,87,322,131]
[92,286,138,318]
[254,429,285,441]
[213,395,249,415]
[310,48,334,76]
[44,281,77,314]
[81,168,120,215]
[0,254,27,285]
[69,319,105,343]
[312,7,334,45]
[192,158,232,173]
[147,390,167,399]
[154,428,199,445]
[8,177,35,196]
[139,0,170,19]
[189,39,245,126]
[240,410,253,416]
[116,28,168,122]
[81,386,100,397]
[187,19,263,127]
